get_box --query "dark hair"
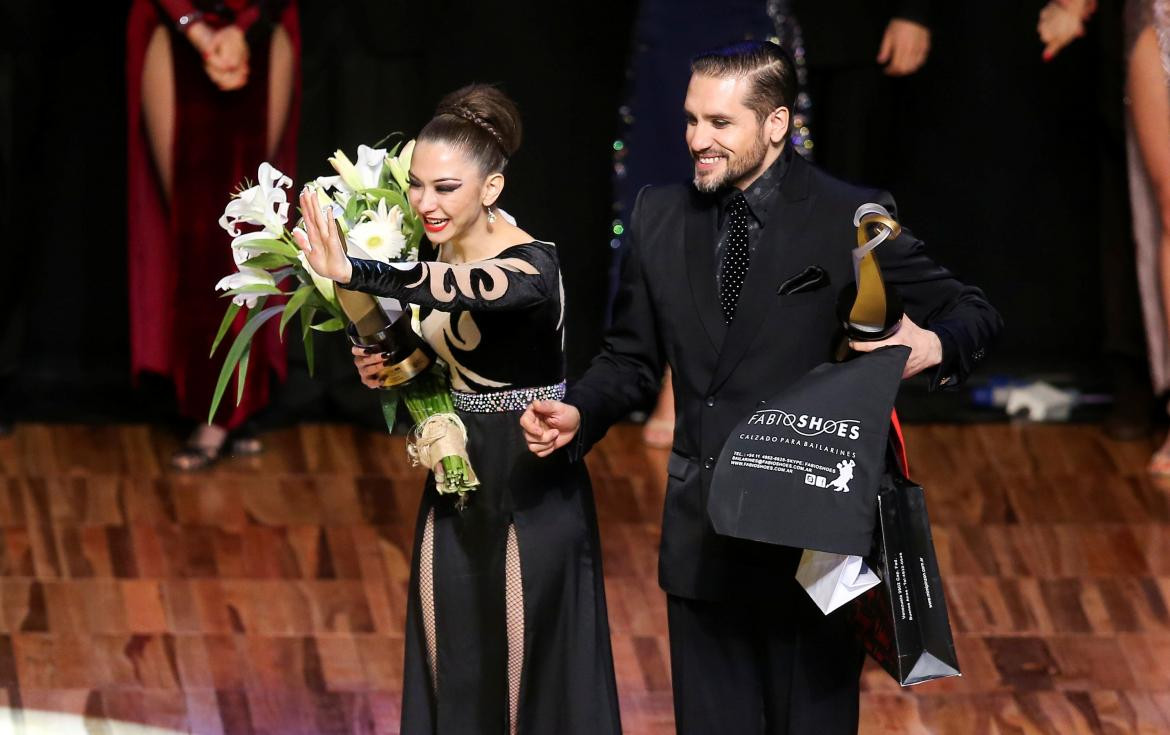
[418,84,522,174]
[690,41,796,122]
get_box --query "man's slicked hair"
[690,41,797,122]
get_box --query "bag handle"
[889,409,909,479]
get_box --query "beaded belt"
[451,381,567,413]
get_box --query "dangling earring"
[486,206,497,224]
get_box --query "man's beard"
[693,132,769,193]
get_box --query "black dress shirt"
[714,150,791,290]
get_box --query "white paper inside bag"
[796,548,881,615]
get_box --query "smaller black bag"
[851,472,961,686]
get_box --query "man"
[522,41,1000,733]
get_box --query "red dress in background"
[126,0,300,427]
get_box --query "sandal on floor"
[170,442,224,472]
[642,417,674,450]
[230,435,264,456]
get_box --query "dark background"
[0,0,1141,425]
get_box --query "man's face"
[684,73,774,192]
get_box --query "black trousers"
[667,592,865,735]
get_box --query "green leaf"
[303,288,346,323]
[209,302,242,357]
[233,238,299,258]
[301,306,317,377]
[236,342,251,405]
[269,267,297,285]
[279,285,315,338]
[241,253,297,270]
[221,284,284,298]
[310,317,345,332]
[379,390,399,434]
[207,305,284,424]
[344,193,364,223]
[360,188,409,212]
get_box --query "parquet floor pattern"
[0,422,1166,733]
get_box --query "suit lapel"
[684,189,726,352]
[708,153,815,393]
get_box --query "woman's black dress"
[345,241,622,735]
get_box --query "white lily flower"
[293,227,338,304]
[310,185,334,209]
[230,230,279,266]
[327,150,363,191]
[314,176,351,209]
[354,144,386,189]
[387,139,415,192]
[219,162,293,236]
[328,145,385,192]
[347,199,406,263]
[215,266,276,308]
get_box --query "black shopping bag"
[708,346,909,556]
[851,472,961,686]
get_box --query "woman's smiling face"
[407,139,493,245]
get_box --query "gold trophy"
[837,203,903,342]
[336,289,434,387]
[329,218,434,387]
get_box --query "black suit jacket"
[566,150,1001,601]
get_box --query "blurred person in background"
[1124,0,1170,472]
[126,0,300,470]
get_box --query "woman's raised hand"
[293,188,354,283]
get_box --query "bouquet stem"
[397,365,479,508]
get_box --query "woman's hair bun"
[421,84,522,173]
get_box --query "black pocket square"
[777,266,830,295]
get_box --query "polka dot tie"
[719,192,751,323]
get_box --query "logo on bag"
[747,409,861,440]
[828,459,855,492]
[803,459,855,492]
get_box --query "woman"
[126,0,299,469]
[294,85,622,735]
[1126,0,1170,473]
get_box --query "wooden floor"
[0,422,1167,734]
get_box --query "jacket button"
[706,395,716,407]
[758,400,767,407]
[704,457,715,469]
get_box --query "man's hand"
[521,400,581,457]
[849,314,942,379]
[877,18,931,76]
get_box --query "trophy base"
[836,282,903,342]
[345,312,435,388]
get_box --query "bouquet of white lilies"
[211,139,480,504]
